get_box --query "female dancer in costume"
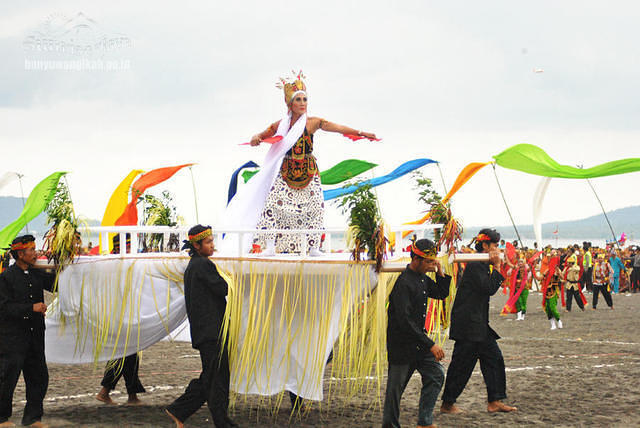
[513,258,532,321]
[545,280,563,330]
[247,72,377,255]
[544,264,564,330]
[537,250,563,330]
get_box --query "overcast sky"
[1,1,638,239]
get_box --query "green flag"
[493,144,640,178]
[320,159,378,185]
[241,159,378,185]
[0,171,67,251]
[241,169,259,183]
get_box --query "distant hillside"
[464,205,640,241]
[0,196,100,238]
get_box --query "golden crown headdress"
[276,70,307,105]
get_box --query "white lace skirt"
[254,173,325,253]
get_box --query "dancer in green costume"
[514,259,532,321]
[544,269,563,330]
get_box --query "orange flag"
[441,162,493,204]
[399,161,493,240]
[115,164,193,226]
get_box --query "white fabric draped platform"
[44,253,379,401]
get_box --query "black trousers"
[0,331,48,425]
[101,353,146,394]
[565,288,584,311]
[631,268,640,292]
[442,337,507,404]
[592,284,613,308]
[166,340,231,427]
[382,353,444,427]
[580,267,593,291]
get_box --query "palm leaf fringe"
[52,255,457,418]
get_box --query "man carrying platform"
[0,235,56,428]
[96,234,147,406]
[382,238,451,428]
[165,225,237,428]
[441,229,517,415]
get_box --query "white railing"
[85,224,443,257]
[86,225,190,256]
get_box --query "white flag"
[0,172,19,192]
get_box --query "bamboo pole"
[17,173,29,233]
[491,163,524,249]
[436,162,448,195]
[585,178,619,249]
[189,166,200,223]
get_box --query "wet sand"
[7,292,640,427]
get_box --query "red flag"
[115,164,193,226]
[239,136,283,146]
[342,133,381,142]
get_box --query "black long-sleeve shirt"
[449,261,504,342]
[386,265,451,364]
[0,264,55,352]
[183,255,229,349]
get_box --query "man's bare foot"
[487,400,517,413]
[25,422,49,428]
[440,402,464,414]
[0,421,16,427]
[125,397,144,406]
[165,409,184,428]
[96,391,116,405]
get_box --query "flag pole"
[17,173,29,233]
[436,162,448,195]
[491,163,524,249]
[577,163,619,249]
[189,166,200,223]
[585,178,619,249]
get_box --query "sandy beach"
[6,291,640,427]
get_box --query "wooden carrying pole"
[379,252,502,272]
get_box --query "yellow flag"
[99,169,144,253]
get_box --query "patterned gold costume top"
[280,127,318,189]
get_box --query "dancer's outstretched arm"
[308,117,377,140]
[250,121,280,146]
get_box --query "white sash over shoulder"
[218,113,307,254]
